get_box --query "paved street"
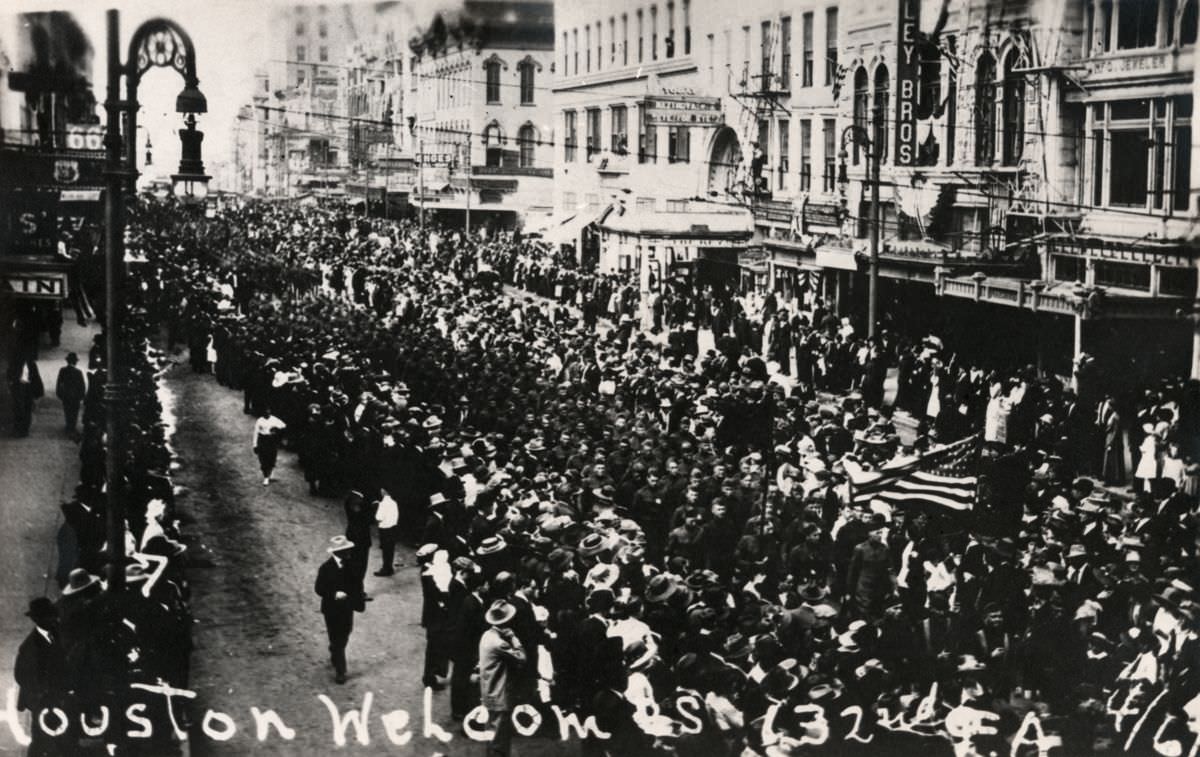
[0,323,93,756]
[173,367,574,756]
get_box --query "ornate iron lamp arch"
[126,18,201,90]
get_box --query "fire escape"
[726,20,793,225]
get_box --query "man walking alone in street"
[315,536,364,684]
[479,600,526,757]
[14,598,66,757]
[252,407,287,485]
[55,352,86,437]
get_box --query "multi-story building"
[238,3,368,197]
[552,0,756,276]
[826,0,1200,385]
[408,0,555,232]
[556,0,1200,384]
[341,1,415,216]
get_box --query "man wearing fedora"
[315,536,364,683]
[479,600,527,757]
[14,598,67,756]
[55,352,86,437]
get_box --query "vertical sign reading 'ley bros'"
[895,0,921,166]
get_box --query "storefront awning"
[533,206,610,245]
[599,200,753,239]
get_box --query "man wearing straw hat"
[315,536,364,684]
[479,599,526,757]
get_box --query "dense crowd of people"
[9,204,194,756]
[47,196,1199,756]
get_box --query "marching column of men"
[105,196,1200,757]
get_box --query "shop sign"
[1085,52,1170,78]
[64,123,104,151]
[815,247,859,271]
[894,0,920,166]
[741,248,770,266]
[0,148,106,189]
[1,271,69,299]
[643,96,724,126]
[0,187,58,256]
[804,202,842,231]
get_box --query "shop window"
[975,53,996,165]
[1002,49,1025,165]
[1095,261,1150,290]
[1053,255,1086,283]
[1117,0,1157,49]
[1160,266,1198,296]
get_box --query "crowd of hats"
[126,198,1200,754]
[32,200,196,751]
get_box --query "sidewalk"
[0,321,96,755]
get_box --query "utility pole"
[102,8,127,592]
[462,140,470,238]
[418,138,425,233]
[867,105,881,342]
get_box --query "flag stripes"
[846,435,979,512]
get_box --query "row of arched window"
[847,46,1027,169]
[481,121,541,168]
[483,56,539,106]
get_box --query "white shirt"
[253,416,287,446]
[376,494,399,530]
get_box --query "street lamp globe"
[172,174,210,202]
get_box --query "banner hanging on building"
[642,96,723,127]
[894,0,920,166]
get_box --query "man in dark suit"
[450,564,486,720]
[315,536,364,683]
[55,353,86,435]
[14,598,67,757]
[8,355,43,438]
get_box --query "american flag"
[844,435,979,512]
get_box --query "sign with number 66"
[65,124,104,151]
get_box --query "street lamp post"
[836,106,882,342]
[103,9,208,592]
